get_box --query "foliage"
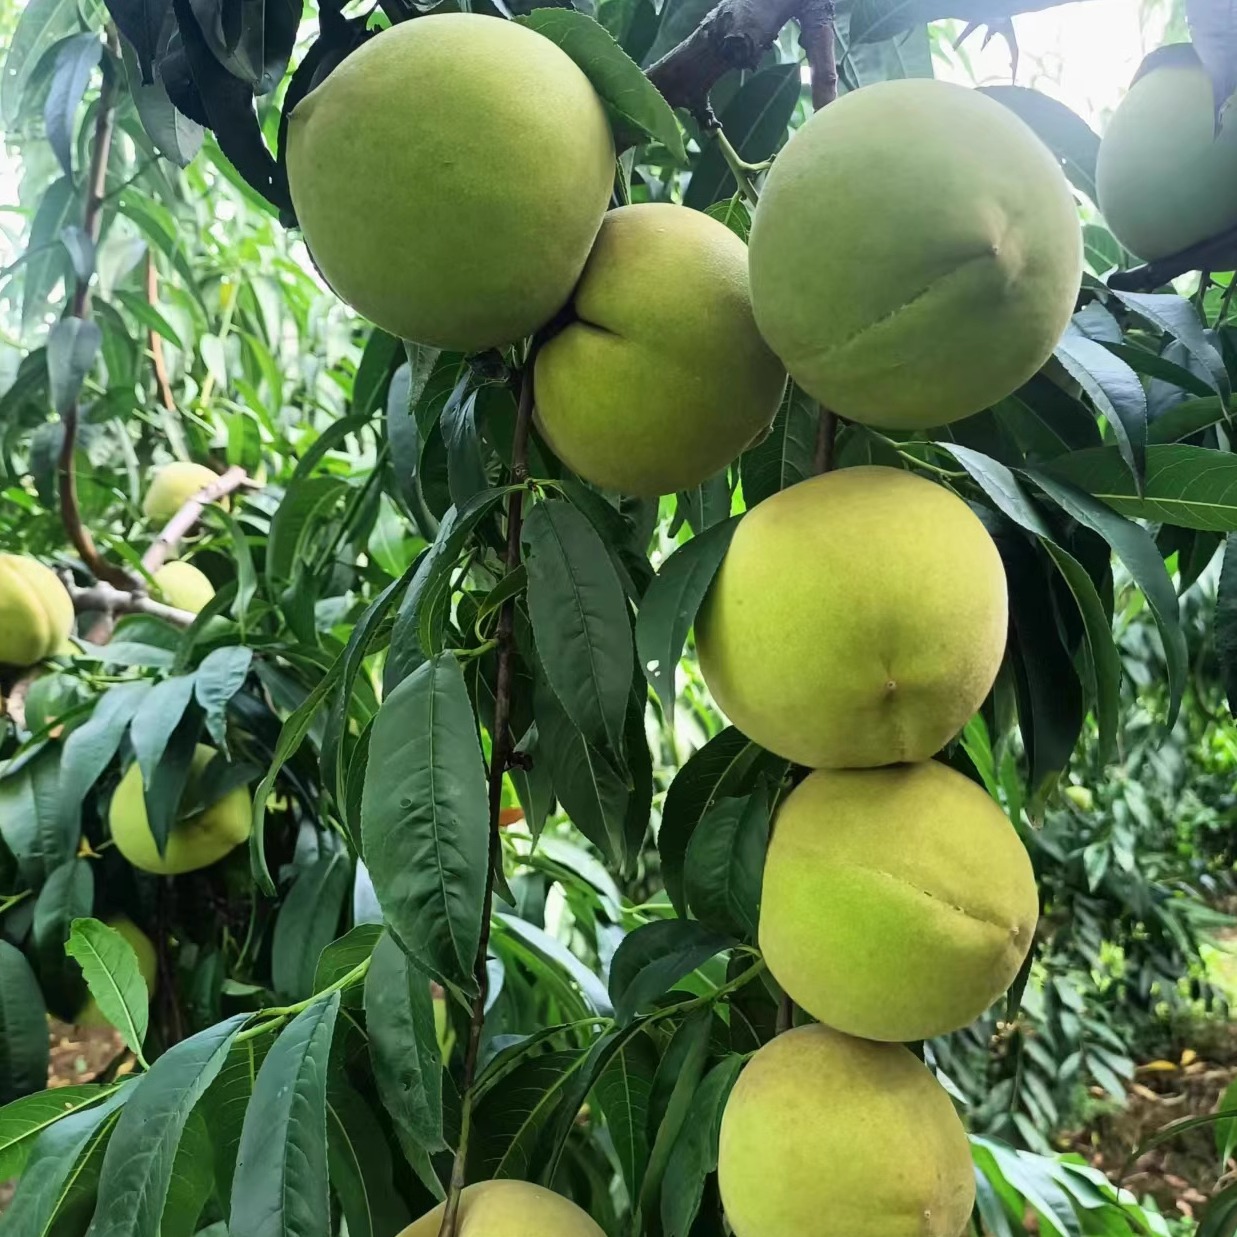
[0,0,1236,1233]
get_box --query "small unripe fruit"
[153,561,215,614]
[400,1180,604,1237]
[697,466,1007,769]
[760,761,1039,1042]
[76,917,157,1029]
[1063,784,1094,811]
[1097,45,1237,261]
[535,204,786,496]
[748,78,1081,429]
[719,1024,974,1237]
[0,555,74,668]
[109,744,252,875]
[143,463,220,522]
[287,14,614,351]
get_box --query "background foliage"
[1,0,1237,1233]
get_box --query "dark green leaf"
[593,1032,657,1205]
[31,859,93,1020]
[518,8,685,160]
[979,85,1098,202]
[523,499,633,761]
[230,995,340,1237]
[739,383,816,508]
[0,745,69,886]
[46,313,101,415]
[364,931,444,1153]
[0,943,49,1105]
[1109,289,1229,400]
[44,32,101,177]
[1216,535,1237,714]
[271,845,350,1001]
[129,674,197,788]
[160,1107,215,1237]
[313,924,383,998]
[326,1084,412,1237]
[198,1036,271,1199]
[361,654,488,990]
[684,790,769,941]
[88,1014,247,1237]
[0,1084,120,1181]
[636,517,739,723]
[194,646,252,747]
[609,920,734,1023]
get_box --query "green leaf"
[364,932,444,1152]
[87,1014,247,1237]
[266,476,351,588]
[659,727,784,917]
[532,674,629,866]
[494,914,614,1017]
[326,1084,412,1237]
[352,329,401,417]
[197,1036,271,1199]
[683,64,800,209]
[129,674,197,789]
[684,790,770,941]
[1054,325,1147,494]
[313,924,383,998]
[661,1055,744,1237]
[22,176,74,331]
[32,859,93,1020]
[44,32,101,177]
[0,745,69,886]
[523,499,633,762]
[0,1085,127,1237]
[0,1085,120,1182]
[229,995,340,1237]
[271,845,350,1001]
[1027,469,1187,726]
[739,383,816,508]
[1219,535,1237,714]
[361,653,489,990]
[593,1032,657,1205]
[979,85,1098,202]
[608,920,734,1023]
[1046,443,1237,531]
[194,646,253,747]
[160,1107,215,1237]
[0,942,49,1105]
[64,918,150,1063]
[517,8,685,160]
[1,0,79,123]
[1109,289,1229,401]
[46,316,101,417]
[636,517,739,723]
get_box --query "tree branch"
[813,408,838,472]
[798,0,838,109]
[141,465,249,574]
[67,579,197,627]
[438,358,536,1237]
[58,26,135,592]
[146,255,177,413]
[1107,223,1237,292]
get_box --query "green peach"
[696,466,1007,769]
[287,14,614,351]
[400,1180,603,1237]
[535,204,786,495]
[153,561,215,614]
[760,761,1039,1042]
[0,555,74,668]
[1097,44,1237,261]
[143,462,220,522]
[748,78,1081,429]
[718,1024,974,1237]
[110,744,252,875]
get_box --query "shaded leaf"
[608,920,734,1023]
[684,790,769,941]
[0,943,49,1106]
[44,33,102,177]
[271,845,350,1001]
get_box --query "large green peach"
[0,555,74,667]
[535,204,786,495]
[748,78,1081,429]
[142,462,220,522]
[287,14,614,351]
[400,1180,604,1237]
[76,917,158,1029]
[718,1024,974,1237]
[153,561,215,614]
[696,466,1007,768]
[760,761,1038,1042]
[1097,45,1237,261]
[110,744,252,875]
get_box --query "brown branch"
[146,255,176,413]
[67,579,197,627]
[438,361,536,1237]
[1107,222,1237,291]
[58,27,135,592]
[799,0,838,109]
[647,0,804,123]
[813,408,838,473]
[141,466,249,575]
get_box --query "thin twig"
[147,255,176,413]
[813,408,838,473]
[1108,221,1237,292]
[438,358,537,1237]
[141,466,249,575]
